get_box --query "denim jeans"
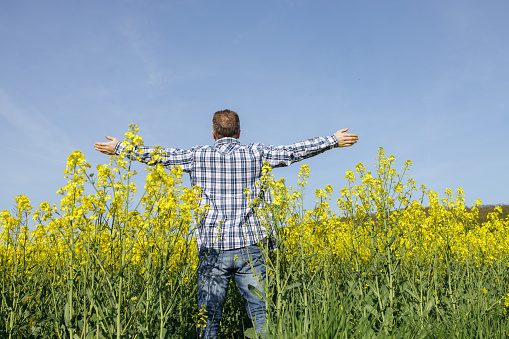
[197,242,267,338]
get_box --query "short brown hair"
[212,109,240,139]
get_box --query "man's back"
[114,134,339,250]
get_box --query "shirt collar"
[215,137,240,145]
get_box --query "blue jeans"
[197,243,267,338]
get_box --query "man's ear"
[212,130,217,141]
[237,130,241,139]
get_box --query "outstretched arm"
[262,128,359,168]
[94,135,194,172]
[333,128,358,147]
[94,135,119,155]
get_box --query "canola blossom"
[1,124,508,338]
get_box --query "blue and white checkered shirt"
[115,135,338,251]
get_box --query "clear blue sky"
[1,0,508,216]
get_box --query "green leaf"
[85,330,97,339]
[364,304,378,316]
[30,326,41,336]
[365,280,377,296]
[248,284,269,303]
[404,287,419,301]
[244,327,257,339]
[284,282,302,292]
[64,302,71,327]
[424,298,434,316]
[384,307,394,324]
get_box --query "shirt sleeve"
[261,135,338,168]
[114,142,194,172]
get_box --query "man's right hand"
[94,135,119,155]
[334,129,359,147]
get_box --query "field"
[1,125,508,338]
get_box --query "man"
[94,109,358,338]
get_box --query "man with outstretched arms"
[95,109,358,338]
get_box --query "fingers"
[105,135,119,143]
[94,143,112,155]
[334,128,359,147]
[341,140,358,147]
[341,134,359,140]
[93,142,111,148]
[94,135,119,155]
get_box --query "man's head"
[212,109,241,140]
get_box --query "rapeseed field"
[1,124,508,338]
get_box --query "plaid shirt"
[115,135,338,251]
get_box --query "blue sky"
[1,0,508,216]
